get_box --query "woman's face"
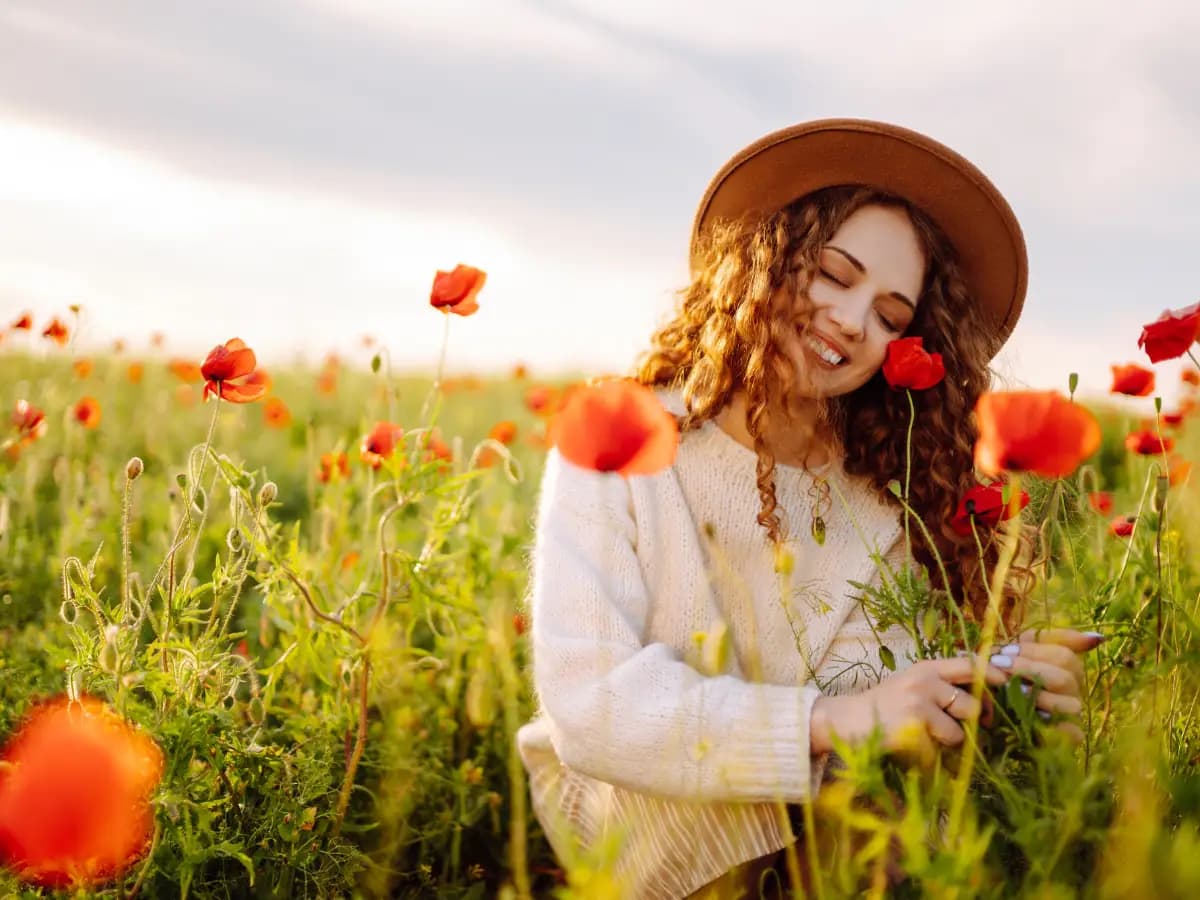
[781,203,926,398]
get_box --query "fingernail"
[1037,709,1051,721]
[990,654,1013,669]
[955,650,970,657]
[1019,682,1032,695]
[1000,643,1021,656]
[1082,631,1107,642]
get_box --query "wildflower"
[430,264,486,316]
[41,318,69,346]
[72,359,93,380]
[513,612,527,636]
[1184,369,1200,387]
[1124,430,1173,456]
[950,481,1030,536]
[340,551,359,572]
[72,397,102,429]
[423,430,453,466]
[512,363,528,380]
[1162,410,1185,427]
[1109,515,1136,538]
[974,391,1101,478]
[125,457,144,480]
[243,369,272,396]
[126,362,144,384]
[361,422,404,469]
[525,386,557,416]
[316,358,338,395]
[10,312,32,331]
[551,378,679,476]
[0,694,164,888]
[263,396,291,428]
[1137,302,1200,363]
[168,359,202,383]
[150,331,165,349]
[881,336,945,390]
[1168,456,1192,487]
[317,452,350,483]
[201,338,267,403]
[1087,491,1113,515]
[1109,363,1155,397]
[488,420,517,445]
[11,400,47,443]
[112,339,126,354]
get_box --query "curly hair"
[633,185,1034,635]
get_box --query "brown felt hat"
[690,118,1028,350]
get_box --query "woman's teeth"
[805,335,845,366]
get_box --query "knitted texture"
[517,387,918,899]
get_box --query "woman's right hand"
[810,657,1012,756]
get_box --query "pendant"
[811,515,826,546]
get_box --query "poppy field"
[2,291,1200,899]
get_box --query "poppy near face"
[882,336,945,390]
[1109,363,1155,397]
[551,379,678,476]
[950,482,1029,536]
[1137,302,1200,364]
[1124,430,1173,455]
[430,264,487,316]
[973,391,1101,478]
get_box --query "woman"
[516,119,1101,899]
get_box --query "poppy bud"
[247,696,265,726]
[125,457,144,480]
[258,482,278,506]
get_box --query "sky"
[1,0,1198,404]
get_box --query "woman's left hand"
[991,628,1105,744]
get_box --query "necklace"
[808,475,832,545]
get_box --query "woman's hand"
[985,627,1105,745]
[810,657,1012,757]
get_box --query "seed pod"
[465,662,497,729]
[258,482,278,506]
[247,696,265,726]
[125,457,144,480]
[98,639,120,674]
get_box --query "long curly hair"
[633,185,1034,633]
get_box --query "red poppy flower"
[513,612,527,636]
[71,358,93,381]
[263,396,291,428]
[525,385,557,417]
[1125,430,1174,455]
[1109,363,1155,397]
[1184,369,1200,387]
[73,397,102,429]
[1138,302,1200,363]
[488,420,518,446]
[430,264,486,316]
[127,362,145,385]
[41,318,69,347]
[422,430,453,466]
[168,359,203,383]
[1109,515,1136,538]
[974,391,1101,478]
[317,451,350,483]
[11,400,47,443]
[1087,491,1114,515]
[10,312,32,331]
[244,369,272,396]
[1162,410,1185,427]
[361,422,404,469]
[0,694,164,888]
[882,336,946,390]
[950,481,1030,536]
[550,379,679,476]
[150,331,165,349]
[512,363,528,380]
[201,338,267,403]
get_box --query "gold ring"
[941,688,960,711]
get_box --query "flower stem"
[904,390,915,559]
[1187,348,1200,372]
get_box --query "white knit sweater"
[516,387,919,899]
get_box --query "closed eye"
[877,311,902,333]
[817,268,848,288]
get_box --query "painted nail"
[1019,682,1032,695]
[955,650,970,658]
[1082,631,1107,642]
[989,654,1013,669]
[1037,709,1051,721]
[1000,643,1021,656]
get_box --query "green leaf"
[879,645,896,671]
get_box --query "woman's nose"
[828,300,867,340]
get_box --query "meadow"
[1,313,1199,899]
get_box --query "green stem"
[904,390,915,559]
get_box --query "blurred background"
[1,0,1197,403]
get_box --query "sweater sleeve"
[527,448,827,804]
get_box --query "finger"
[940,688,984,724]
[1004,656,1080,695]
[1002,641,1084,684]
[932,656,1013,687]
[1018,627,1106,653]
[922,702,967,747]
[1035,690,1083,717]
[1055,722,1085,746]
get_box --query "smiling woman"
[516,119,1103,899]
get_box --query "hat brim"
[690,118,1027,350]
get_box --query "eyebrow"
[824,245,916,311]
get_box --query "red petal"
[552,379,678,476]
[217,381,267,403]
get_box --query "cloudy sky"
[1,0,1198,402]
